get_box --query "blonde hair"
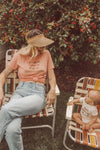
[18,29,45,58]
[18,45,45,58]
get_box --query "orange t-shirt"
[8,50,54,84]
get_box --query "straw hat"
[26,34,54,47]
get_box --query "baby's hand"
[67,101,73,105]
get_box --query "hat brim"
[27,34,54,47]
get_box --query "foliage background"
[0,0,100,69]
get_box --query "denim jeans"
[0,82,46,150]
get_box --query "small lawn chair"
[4,49,60,137]
[63,77,100,150]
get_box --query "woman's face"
[37,47,45,54]
[37,47,45,51]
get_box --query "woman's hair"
[18,29,45,58]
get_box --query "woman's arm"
[0,66,13,106]
[46,69,56,106]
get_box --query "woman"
[0,29,56,150]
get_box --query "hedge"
[0,0,100,68]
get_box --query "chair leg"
[52,97,57,137]
[63,121,73,150]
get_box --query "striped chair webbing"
[24,104,54,118]
[5,49,18,93]
[4,94,54,118]
[74,77,100,99]
[68,120,100,149]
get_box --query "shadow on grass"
[0,91,97,150]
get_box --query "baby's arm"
[67,99,80,105]
[73,113,85,127]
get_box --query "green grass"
[0,91,98,150]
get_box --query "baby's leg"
[72,113,85,129]
[90,118,100,130]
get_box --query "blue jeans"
[0,82,46,150]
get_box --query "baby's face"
[86,92,94,103]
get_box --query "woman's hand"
[0,66,13,108]
[47,69,56,106]
[46,89,56,106]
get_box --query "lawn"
[0,91,97,150]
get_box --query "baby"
[67,90,100,132]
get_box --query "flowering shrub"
[0,0,99,67]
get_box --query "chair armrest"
[66,96,74,120]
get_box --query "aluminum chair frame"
[63,77,100,149]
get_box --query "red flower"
[87,18,90,22]
[4,13,9,18]
[4,13,7,16]
[13,37,15,41]
[69,45,72,49]
[92,24,96,29]
[44,29,48,33]
[15,16,20,20]
[80,29,84,32]
[56,23,59,26]
[4,33,7,36]
[72,22,76,24]
[84,8,88,11]
[90,23,96,30]
[9,9,13,13]
[89,38,93,42]
[75,15,77,19]
[5,39,9,42]
[66,76,69,79]
[14,0,18,2]
[67,53,70,56]
[22,7,26,12]
[59,49,63,53]
[21,33,25,37]
[68,32,71,36]
[10,45,13,48]
[65,27,68,30]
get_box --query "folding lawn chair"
[63,77,100,150]
[4,49,60,137]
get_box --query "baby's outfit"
[80,97,98,123]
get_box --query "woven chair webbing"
[68,77,100,149]
[69,120,100,148]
